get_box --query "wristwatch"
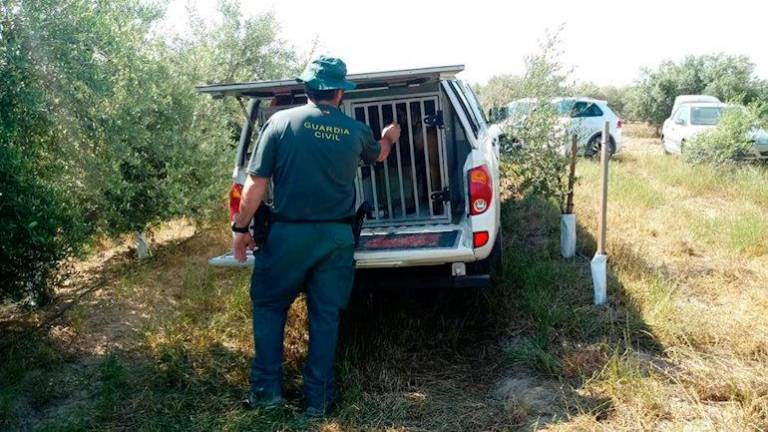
[231,221,250,234]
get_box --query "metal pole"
[405,103,420,217]
[597,121,610,255]
[419,100,435,217]
[565,134,578,214]
[392,103,407,218]
[364,108,380,219]
[433,99,448,211]
[378,105,393,219]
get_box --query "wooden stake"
[565,134,578,214]
[597,121,610,255]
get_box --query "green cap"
[296,55,357,91]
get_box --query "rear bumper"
[208,245,480,269]
[354,245,477,269]
[208,250,491,288]
[355,266,491,289]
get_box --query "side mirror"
[488,107,499,123]
[675,118,686,126]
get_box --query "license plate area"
[357,230,460,251]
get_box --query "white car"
[661,102,768,159]
[496,97,623,156]
[196,65,502,287]
[671,94,721,115]
[662,102,725,154]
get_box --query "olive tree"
[0,0,298,304]
[501,27,576,214]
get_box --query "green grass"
[726,211,768,256]
[579,156,668,210]
[693,208,768,257]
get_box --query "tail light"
[229,183,243,221]
[473,231,489,248]
[617,119,623,129]
[468,165,493,216]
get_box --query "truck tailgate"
[209,228,471,268]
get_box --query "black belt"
[271,215,354,225]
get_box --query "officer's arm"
[377,123,402,162]
[232,175,269,262]
[234,175,269,228]
[377,136,395,162]
[237,116,278,228]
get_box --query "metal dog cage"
[349,94,451,226]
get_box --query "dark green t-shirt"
[247,102,381,221]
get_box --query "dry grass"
[2,133,767,431]
[564,135,768,431]
[621,122,658,140]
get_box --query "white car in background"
[662,102,768,159]
[496,97,623,156]
[671,94,721,115]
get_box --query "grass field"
[2,126,767,431]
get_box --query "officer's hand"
[382,123,401,143]
[233,232,251,263]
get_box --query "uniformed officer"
[231,55,401,418]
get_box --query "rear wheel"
[585,134,616,157]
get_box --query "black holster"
[352,202,370,248]
[251,205,272,248]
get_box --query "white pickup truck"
[196,65,502,287]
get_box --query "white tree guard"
[591,253,607,305]
[135,231,152,260]
[560,214,576,258]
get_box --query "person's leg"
[303,224,355,414]
[249,223,312,403]
[249,296,292,403]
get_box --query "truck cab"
[197,65,502,287]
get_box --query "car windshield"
[690,107,724,125]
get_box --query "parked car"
[196,65,502,287]
[493,97,623,156]
[662,102,768,159]
[671,94,721,115]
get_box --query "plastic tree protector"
[560,214,576,258]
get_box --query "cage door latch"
[430,188,450,202]
[423,111,444,128]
